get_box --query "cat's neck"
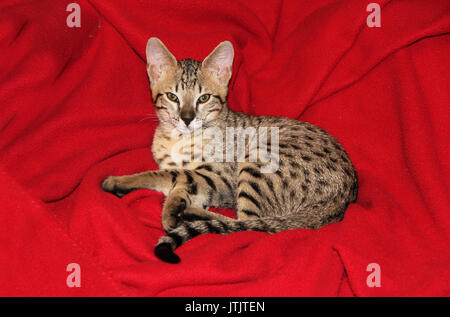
[213,103,250,129]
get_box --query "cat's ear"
[202,41,234,86]
[146,37,177,84]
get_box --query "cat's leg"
[102,165,237,231]
[235,162,267,220]
[180,206,234,222]
[102,169,179,197]
[163,204,235,232]
[161,165,237,231]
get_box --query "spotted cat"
[102,37,358,263]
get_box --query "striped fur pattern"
[102,38,358,263]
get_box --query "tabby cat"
[102,37,358,263]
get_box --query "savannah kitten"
[102,38,358,263]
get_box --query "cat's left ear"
[202,41,234,86]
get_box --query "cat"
[102,37,358,263]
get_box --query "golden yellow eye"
[166,92,178,102]
[198,94,210,103]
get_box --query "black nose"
[181,116,194,126]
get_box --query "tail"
[154,213,342,263]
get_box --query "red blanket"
[0,0,449,296]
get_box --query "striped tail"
[154,213,338,263]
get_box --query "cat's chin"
[174,123,192,134]
[177,127,192,135]
[177,126,201,135]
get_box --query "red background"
[0,0,449,296]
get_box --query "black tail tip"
[154,243,181,264]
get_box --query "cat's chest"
[152,127,212,169]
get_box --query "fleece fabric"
[0,0,449,296]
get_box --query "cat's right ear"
[146,37,177,84]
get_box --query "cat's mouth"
[176,125,192,135]
[175,119,203,135]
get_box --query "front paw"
[102,176,136,198]
[162,214,181,232]
[162,197,187,231]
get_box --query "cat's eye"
[198,94,211,104]
[166,92,179,102]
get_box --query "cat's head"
[146,37,234,134]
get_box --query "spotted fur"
[102,38,358,263]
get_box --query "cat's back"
[231,112,358,207]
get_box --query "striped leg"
[102,169,179,196]
[181,206,235,223]
[102,164,237,232]
[161,166,236,231]
[236,163,265,220]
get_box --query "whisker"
[139,115,160,123]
